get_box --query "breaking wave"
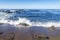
[0,17,60,27]
[0,9,60,27]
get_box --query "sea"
[0,9,60,27]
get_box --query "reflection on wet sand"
[0,23,60,40]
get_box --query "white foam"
[0,17,60,27]
[0,12,60,27]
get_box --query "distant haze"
[0,0,60,9]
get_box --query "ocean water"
[0,9,60,27]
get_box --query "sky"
[0,0,60,9]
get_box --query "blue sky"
[0,0,60,9]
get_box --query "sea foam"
[0,17,60,27]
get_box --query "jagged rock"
[18,23,29,26]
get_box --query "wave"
[0,17,60,27]
[0,9,60,27]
